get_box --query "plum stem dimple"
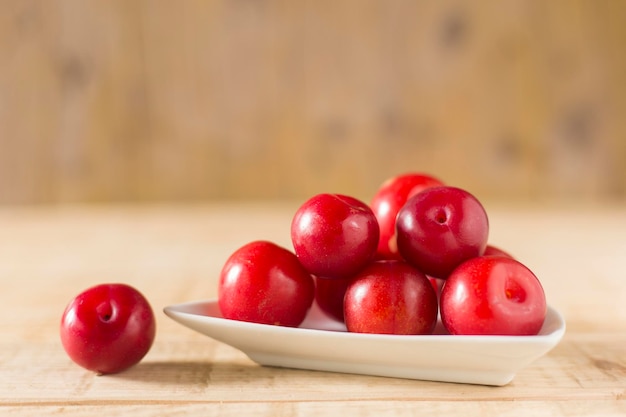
[96,301,114,322]
[505,279,527,303]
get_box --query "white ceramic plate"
[164,299,565,386]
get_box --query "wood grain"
[0,1,624,204]
[0,202,624,416]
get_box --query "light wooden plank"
[0,202,624,416]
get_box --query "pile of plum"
[218,173,547,337]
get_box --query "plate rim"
[163,299,566,386]
[163,298,566,343]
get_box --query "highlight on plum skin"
[440,256,547,336]
[396,186,489,279]
[218,240,315,327]
[60,283,156,375]
[370,173,444,260]
[291,193,379,279]
[343,260,439,335]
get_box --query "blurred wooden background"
[0,0,624,205]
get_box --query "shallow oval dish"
[164,299,565,386]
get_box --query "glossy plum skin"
[218,240,315,327]
[314,276,352,322]
[440,256,547,335]
[370,173,444,259]
[343,260,438,335]
[396,186,489,278]
[60,283,156,374]
[291,194,379,279]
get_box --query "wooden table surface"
[1,202,625,416]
